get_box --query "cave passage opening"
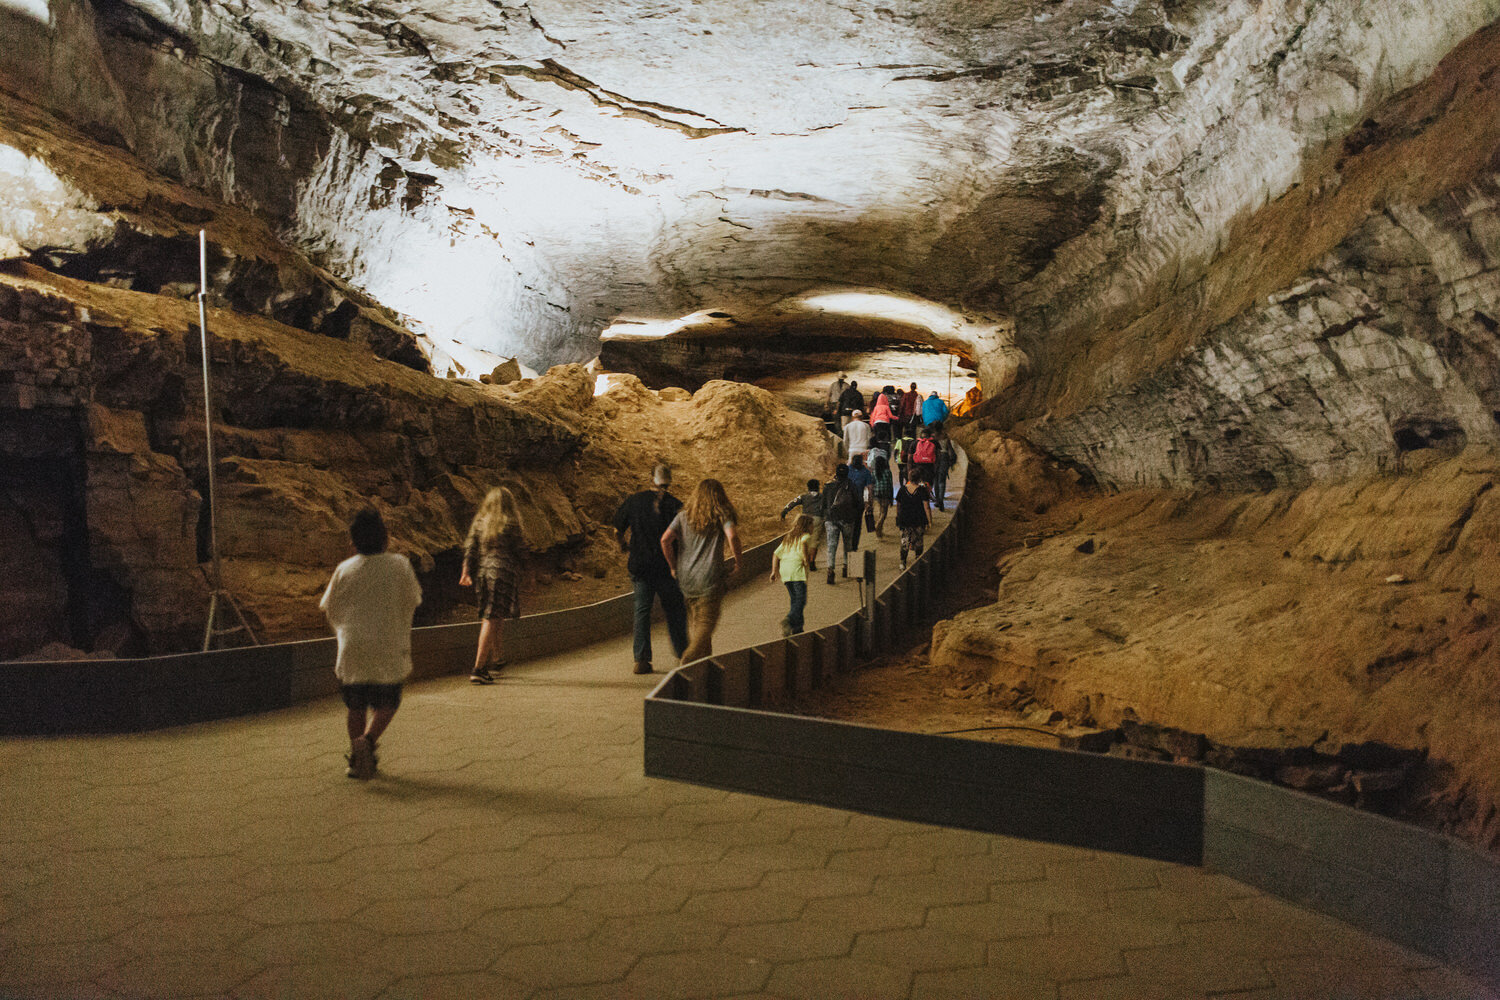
[594,287,999,415]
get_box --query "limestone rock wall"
[0,263,584,656]
[933,435,1500,850]
[5,0,1495,388]
[1024,172,1500,491]
[999,9,1500,419]
[0,91,428,370]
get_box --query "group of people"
[829,376,957,508]
[826,376,949,435]
[318,373,959,780]
[317,488,533,779]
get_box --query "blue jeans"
[825,520,857,570]
[632,575,688,665]
[784,581,808,633]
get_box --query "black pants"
[632,575,688,665]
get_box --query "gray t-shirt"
[669,510,735,597]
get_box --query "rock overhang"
[3,0,1499,409]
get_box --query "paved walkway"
[0,487,1495,999]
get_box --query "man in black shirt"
[837,380,865,430]
[613,465,689,674]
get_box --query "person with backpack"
[870,454,894,539]
[922,389,949,427]
[612,464,689,675]
[781,478,824,548]
[898,381,921,433]
[847,453,874,550]
[911,427,939,485]
[837,379,865,429]
[770,514,818,636]
[931,422,958,511]
[894,470,932,569]
[821,463,861,584]
[867,423,891,470]
[893,431,915,483]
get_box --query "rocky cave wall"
[0,260,585,658]
[1026,169,1500,491]
[6,0,1497,401]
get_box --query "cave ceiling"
[4,0,1498,387]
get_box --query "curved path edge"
[643,451,1500,990]
[0,523,790,735]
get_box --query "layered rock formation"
[0,91,428,370]
[5,0,1494,395]
[0,260,577,656]
[1026,170,1500,490]
[0,255,834,658]
[930,431,1500,850]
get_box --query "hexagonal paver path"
[1,492,1495,999]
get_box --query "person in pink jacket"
[869,389,895,436]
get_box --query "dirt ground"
[788,429,1500,855]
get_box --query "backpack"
[825,478,860,522]
[913,438,937,464]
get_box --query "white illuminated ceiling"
[86,0,1500,381]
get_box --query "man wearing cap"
[612,465,689,674]
[843,409,872,463]
[825,372,848,424]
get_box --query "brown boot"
[633,661,653,675]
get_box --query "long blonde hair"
[684,478,738,534]
[779,514,813,552]
[473,487,523,544]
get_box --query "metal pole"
[198,230,223,651]
[947,353,953,406]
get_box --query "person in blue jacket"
[921,390,949,426]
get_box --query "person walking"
[781,478,825,549]
[837,379,864,429]
[922,389,949,427]
[612,464,689,675]
[870,454,894,538]
[770,515,818,637]
[847,452,874,551]
[460,487,525,685]
[843,409,872,463]
[661,479,742,664]
[911,426,939,485]
[820,463,861,584]
[825,373,848,425]
[869,387,895,438]
[894,470,932,569]
[898,381,921,434]
[320,509,423,780]
[931,422,958,511]
[867,423,891,469]
[893,430,915,483]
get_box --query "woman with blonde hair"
[769,514,817,637]
[459,486,525,684]
[661,478,743,664]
